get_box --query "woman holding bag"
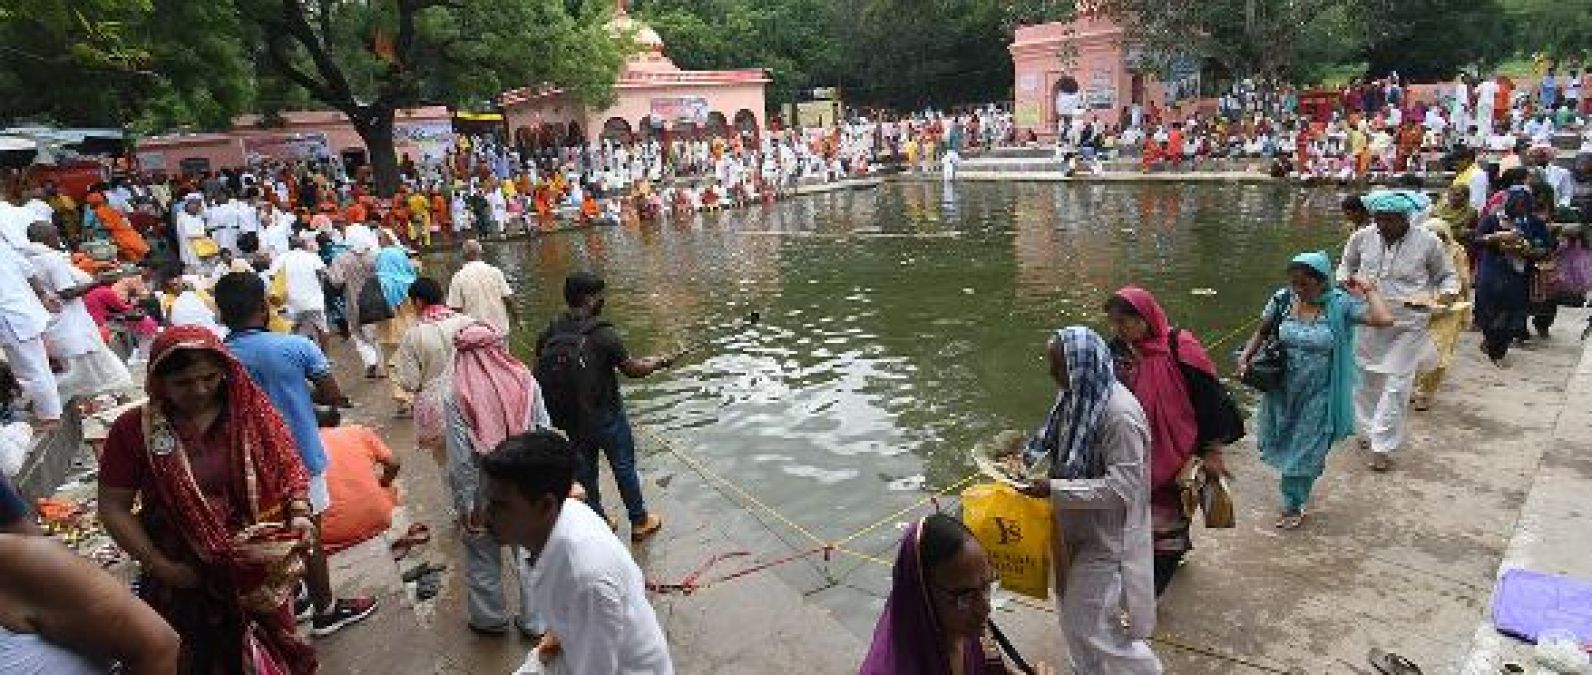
[1103,287,1234,595]
[1017,326,1162,674]
[97,326,317,673]
[1237,252,1392,530]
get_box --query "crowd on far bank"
[1043,70,1592,182]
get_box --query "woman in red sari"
[97,326,318,674]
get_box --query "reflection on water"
[436,180,1347,634]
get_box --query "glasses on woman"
[932,578,1000,611]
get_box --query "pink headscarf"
[1114,287,1217,490]
[452,321,537,453]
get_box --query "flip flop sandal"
[1275,512,1305,530]
[414,572,442,601]
[401,561,447,583]
[1368,648,1423,675]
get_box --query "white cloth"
[210,200,244,253]
[53,348,132,401]
[1338,225,1459,375]
[0,422,31,479]
[1467,167,1490,212]
[21,199,53,225]
[344,224,379,254]
[168,291,224,338]
[1543,164,1575,208]
[22,243,99,357]
[0,334,60,421]
[271,249,327,313]
[0,204,32,252]
[0,626,104,675]
[1356,370,1415,454]
[524,500,673,675]
[175,212,208,270]
[1047,383,1162,674]
[261,222,292,261]
[0,245,49,343]
[446,261,513,333]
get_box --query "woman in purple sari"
[860,513,1050,675]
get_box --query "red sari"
[99,326,316,674]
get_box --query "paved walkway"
[313,309,1592,673]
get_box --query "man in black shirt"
[535,272,671,542]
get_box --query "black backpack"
[535,317,611,434]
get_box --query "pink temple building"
[500,1,769,149]
[135,106,455,177]
[1009,10,1198,140]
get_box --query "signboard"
[395,121,455,161]
[242,132,332,162]
[1086,68,1116,110]
[136,151,166,172]
[795,100,840,128]
[649,96,711,124]
[1016,102,1043,128]
[1165,56,1201,103]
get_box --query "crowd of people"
[1045,70,1592,183]
[0,64,1589,673]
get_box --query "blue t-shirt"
[224,329,331,475]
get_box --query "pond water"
[446,180,1348,631]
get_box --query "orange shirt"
[318,426,397,552]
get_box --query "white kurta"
[175,212,208,270]
[1338,225,1460,375]
[1047,383,1163,674]
[520,500,672,675]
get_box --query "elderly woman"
[375,230,419,411]
[97,326,317,673]
[1018,326,1162,674]
[327,222,385,377]
[860,514,1051,674]
[1239,252,1392,529]
[394,277,475,466]
[1103,287,1233,595]
[444,321,550,637]
[1413,219,1473,410]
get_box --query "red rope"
[646,546,833,595]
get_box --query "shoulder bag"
[1239,290,1289,393]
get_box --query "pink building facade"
[500,7,769,148]
[1010,13,1194,139]
[135,106,455,176]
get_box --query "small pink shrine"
[1009,7,1198,139]
[500,1,770,149]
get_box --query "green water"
[444,180,1347,630]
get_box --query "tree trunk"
[353,109,400,198]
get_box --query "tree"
[1093,0,1358,80]
[0,0,157,127]
[1356,0,1508,81]
[238,0,628,196]
[636,0,845,106]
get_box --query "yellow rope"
[641,427,830,547]
[830,472,982,548]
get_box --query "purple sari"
[859,518,1008,675]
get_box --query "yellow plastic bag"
[192,237,220,259]
[961,482,1053,600]
[266,270,292,333]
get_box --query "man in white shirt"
[1338,190,1459,472]
[1529,146,1576,209]
[260,206,294,262]
[447,239,515,334]
[209,191,245,255]
[271,238,330,347]
[481,431,672,675]
[0,241,63,428]
[174,194,210,272]
[22,222,131,400]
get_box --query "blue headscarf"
[1360,189,1430,216]
[1281,251,1358,444]
[1030,326,1118,480]
[374,244,418,309]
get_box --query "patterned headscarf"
[1360,189,1431,215]
[1037,326,1117,480]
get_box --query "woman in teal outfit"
[1237,251,1393,529]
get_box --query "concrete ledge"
[1459,327,1592,673]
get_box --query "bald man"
[446,239,516,333]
